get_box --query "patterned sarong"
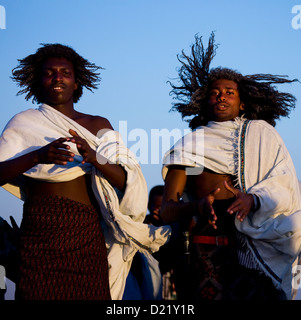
[185,198,282,300]
[16,195,111,300]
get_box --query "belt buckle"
[216,236,226,246]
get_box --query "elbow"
[117,170,127,193]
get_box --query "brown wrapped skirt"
[16,195,111,300]
[185,198,282,300]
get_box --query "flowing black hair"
[11,43,102,104]
[169,32,298,129]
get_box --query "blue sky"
[0,0,300,227]
[1,0,301,300]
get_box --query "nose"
[217,92,226,101]
[52,71,63,82]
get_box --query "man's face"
[207,79,245,122]
[40,57,78,107]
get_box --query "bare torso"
[24,175,97,206]
[187,169,235,200]
[24,111,112,207]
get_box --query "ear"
[74,83,78,91]
[240,102,245,111]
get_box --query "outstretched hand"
[224,181,254,222]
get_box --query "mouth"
[215,103,229,111]
[51,84,66,92]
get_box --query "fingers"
[67,130,93,164]
[39,138,75,165]
[227,200,238,215]
[224,182,246,218]
[9,216,19,230]
[207,188,220,204]
[206,206,217,229]
[68,130,83,148]
[198,189,220,229]
[223,180,238,196]
[210,187,221,197]
[39,133,91,166]
[152,212,160,222]
[54,139,72,152]
[199,198,217,229]
[52,140,75,163]
[68,130,85,149]
[227,198,251,222]
[69,129,79,137]
[70,141,89,164]
[223,181,251,222]
[237,211,248,222]
[40,132,93,166]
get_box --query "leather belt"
[193,235,229,246]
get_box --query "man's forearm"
[160,199,198,224]
[0,150,39,186]
[90,154,127,192]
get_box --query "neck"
[44,101,78,119]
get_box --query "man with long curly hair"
[0,44,170,300]
[161,33,301,300]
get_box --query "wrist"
[251,194,260,211]
[33,149,41,165]
[196,199,207,220]
[87,150,98,165]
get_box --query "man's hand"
[68,129,126,190]
[68,129,96,164]
[4,216,19,248]
[224,181,254,222]
[197,188,220,229]
[38,137,75,165]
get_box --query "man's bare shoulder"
[89,114,113,130]
[74,112,113,136]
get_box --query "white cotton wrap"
[0,104,171,299]
[162,117,301,299]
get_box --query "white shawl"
[0,104,171,299]
[162,117,301,299]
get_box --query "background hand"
[197,188,220,229]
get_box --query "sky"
[0,0,301,299]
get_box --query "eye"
[210,90,219,96]
[62,69,72,76]
[42,70,53,77]
[226,90,234,95]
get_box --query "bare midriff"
[187,169,235,200]
[24,175,97,207]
